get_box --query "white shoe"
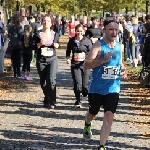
[82,96,87,101]
[26,76,33,81]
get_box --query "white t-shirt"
[75,40,80,48]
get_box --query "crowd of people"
[0,9,150,150]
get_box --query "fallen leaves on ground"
[0,58,27,96]
[123,66,150,130]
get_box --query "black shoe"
[17,74,23,78]
[74,101,82,108]
[50,104,55,109]
[146,84,150,88]
[43,103,50,108]
[43,97,49,103]
[43,103,55,109]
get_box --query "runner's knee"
[104,111,114,125]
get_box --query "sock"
[85,121,91,126]
[100,145,105,148]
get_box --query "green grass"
[125,61,142,75]
[131,65,142,74]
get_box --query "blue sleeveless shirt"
[88,39,122,95]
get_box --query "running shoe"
[43,103,55,109]
[83,124,92,139]
[50,105,55,109]
[17,74,23,78]
[97,146,106,150]
[74,100,82,108]
[21,75,27,80]
[26,76,33,81]
[82,96,87,101]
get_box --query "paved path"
[0,34,149,150]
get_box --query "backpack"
[9,26,21,49]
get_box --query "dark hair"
[75,24,84,31]
[11,13,20,26]
[42,14,56,30]
[91,17,97,22]
[103,20,118,28]
[42,14,55,25]
[126,16,131,22]
[29,15,34,20]
[144,22,150,33]
[145,14,150,21]
[35,16,41,22]
[24,25,32,47]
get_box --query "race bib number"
[102,66,118,79]
[74,52,85,61]
[70,29,75,33]
[41,47,53,57]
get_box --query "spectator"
[0,15,6,73]
[20,25,33,80]
[8,13,23,78]
[61,16,67,35]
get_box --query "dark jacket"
[8,25,23,50]
[66,36,92,66]
[143,32,150,65]
[20,33,34,55]
[85,26,102,38]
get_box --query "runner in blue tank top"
[82,20,127,150]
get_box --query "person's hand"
[54,43,59,48]
[120,68,128,79]
[90,37,98,44]
[66,59,71,64]
[102,52,114,63]
[37,40,46,48]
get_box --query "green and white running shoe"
[97,146,106,150]
[83,124,92,139]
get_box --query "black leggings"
[36,58,58,105]
[22,54,32,72]
[71,65,91,102]
[11,49,21,76]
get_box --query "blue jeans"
[124,41,132,61]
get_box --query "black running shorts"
[88,93,119,115]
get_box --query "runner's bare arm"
[83,41,101,69]
[83,41,114,70]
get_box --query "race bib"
[74,52,85,61]
[41,47,53,57]
[70,29,75,33]
[102,66,118,79]
[91,37,98,43]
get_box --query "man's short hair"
[145,14,150,21]
[91,17,97,21]
[103,20,118,28]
